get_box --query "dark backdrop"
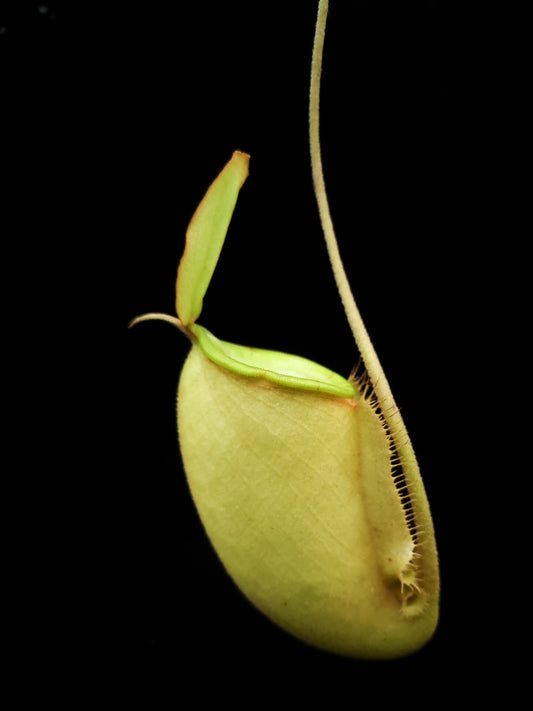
[3,1,511,705]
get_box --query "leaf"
[175,151,249,327]
[192,323,355,398]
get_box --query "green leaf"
[192,323,356,399]
[176,151,250,327]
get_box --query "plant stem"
[309,4,441,589]
[309,0,401,433]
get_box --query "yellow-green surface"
[178,345,438,658]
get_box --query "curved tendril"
[309,0,404,444]
[128,313,196,341]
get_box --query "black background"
[3,1,517,705]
